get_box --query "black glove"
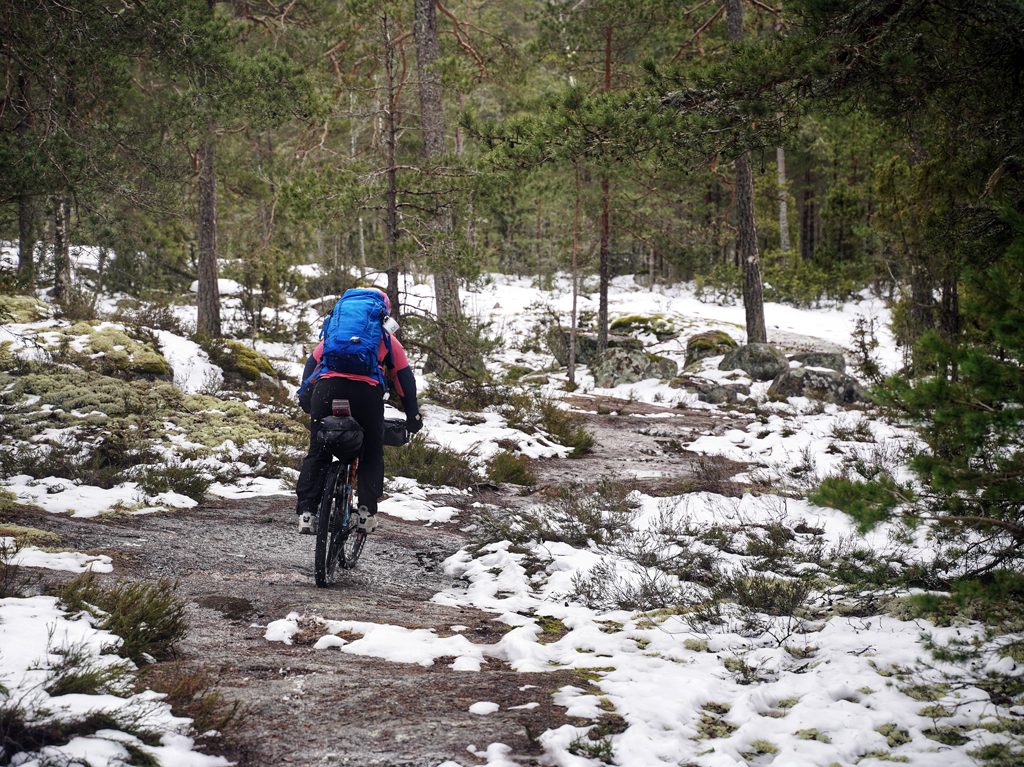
[406,413,423,434]
[298,390,312,415]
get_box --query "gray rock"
[719,343,789,381]
[546,327,642,367]
[670,375,750,404]
[768,366,869,405]
[592,348,679,388]
[789,351,846,373]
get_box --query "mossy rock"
[1,364,305,452]
[52,322,170,378]
[0,294,51,323]
[592,348,678,387]
[609,313,679,342]
[768,366,869,405]
[203,339,280,383]
[685,330,738,367]
[0,523,62,546]
[545,327,642,367]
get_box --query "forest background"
[2,0,1023,564]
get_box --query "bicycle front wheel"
[314,463,350,587]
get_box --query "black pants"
[295,378,384,516]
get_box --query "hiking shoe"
[298,512,315,534]
[356,506,378,534]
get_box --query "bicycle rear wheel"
[313,463,350,587]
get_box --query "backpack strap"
[379,330,393,389]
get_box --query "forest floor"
[2,396,743,767]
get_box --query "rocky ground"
[3,397,745,767]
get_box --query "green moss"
[0,294,50,323]
[741,739,779,758]
[0,524,61,546]
[688,330,737,352]
[684,639,709,652]
[51,323,170,378]
[796,728,831,743]
[877,723,912,748]
[204,339,278,381]
[0,364,305,458]
[696,702,737,740]
[536,615,568,643]
[610,314,678,341]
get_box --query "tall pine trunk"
[52,196,72,303]
[196,133,221,337]
[777,145,791,253]
[382,11,401,321]
[16,73,35,285]
[568,164,582,388]
[726,0,767,343]
[413,0,460,325]
[597,26,612,353]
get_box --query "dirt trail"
[7,399,749,766]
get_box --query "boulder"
[685,330,738,367]
[718,343,789,381]
[768,366,869,405]
[545,327,641,367]
[592,348,678,388]
[670,375,750,405]
[789,351,846,373]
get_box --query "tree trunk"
[597,25,612,353]
[568,165,581,388]
[18,196,36,285]
[196,133,221,337]
[382,11,401,321]
[413,0,461,324]
[16,73,35,285]
[52,196,72,303]
[777,145,791,253]
[726,0,768,343]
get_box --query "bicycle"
[313,398,408,587]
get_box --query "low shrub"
[57,574,188,664]
[135,462,212,501]
[0,538,35,599]
[384,435,477,488]
[43,642,133,697]
[138,663,245,736]
[809,475,911,531]
[486,451,537,485]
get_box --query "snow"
[2,475,197,517]
[469,701,500,715]
[154,329,224,394]
[0,595,228,767]
[188,278,244,296]
[3,537,113,573]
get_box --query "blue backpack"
[297,289,392,401]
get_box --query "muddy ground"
[5,397,747,766]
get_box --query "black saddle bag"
[317,415,365,460]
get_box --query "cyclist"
[295,288,422,535]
